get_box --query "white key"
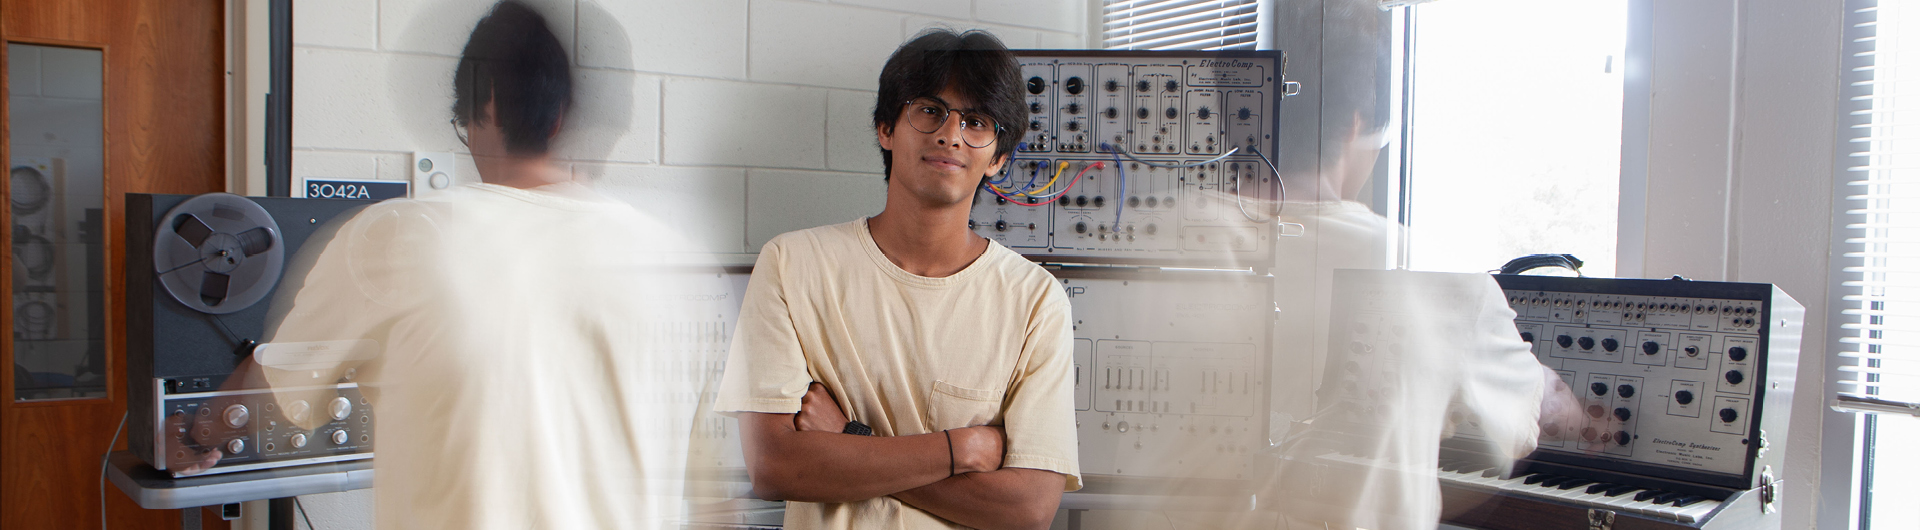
[1435,466,1491,484]
[1504,483,1564,501]
[1538,481,1596,501]
[1645,501,1686,521]
[1516,478,1579,498]
[1672,499,1721,523]
[1532,481,1642,515]
[1441,466,1724,525]
[1649,496,1718,522]
[1494,474,1545,492]
[1554,486,1613,505]
[1454,470,1507,488]
[1558,487,1614,507]
[1592,489,1651,513]
[1493,477,1642,515]
[1620,493,1676,517]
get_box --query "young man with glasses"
[716,29,1080,529]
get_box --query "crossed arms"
[738,383,1065,530]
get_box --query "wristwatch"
[842,420,874,436]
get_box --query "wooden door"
[1,1,229,528]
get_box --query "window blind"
[1838,0,1920,410]
[1102,0,1261,51]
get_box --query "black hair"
[1318,0,1388,142]
[451,1,571,156]
[873,29,1027,180]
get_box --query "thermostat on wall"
[411,151,457,196]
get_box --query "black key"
[1635,490,1663,502]
[1440,460,1468,472]
[1587,483,1615,495]
[1540,476,1574,488]
[1652,492,1686,504]
[1482,468,1503,478]
[1603,485,1638,497]
[1672,496,1705,507]
[1556,479,1595,490]
[1524,474,1553,485]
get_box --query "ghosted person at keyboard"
[1228,1,1589,526]
[193,2,725,528]
[1261,270,1591,530]
[1245,1,1592,529]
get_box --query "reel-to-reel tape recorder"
[127,193,377,475]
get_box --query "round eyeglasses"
[451,118,470,147]
[902,98,1001,149]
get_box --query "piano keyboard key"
[1434,468,1724,524]
[1556,479,1595,490]
[1319,450,1730,525]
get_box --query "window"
[8,44,107,401]
[1102,0,1261,50]
[1397,0,1627,276]
[1838,1,1920,528]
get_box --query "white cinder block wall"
[275,1,1088,528]
[290,0,1089,257]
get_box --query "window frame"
[1820,1,1892,528]
[1386,0,1639,275]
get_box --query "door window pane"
[9,43,106,401]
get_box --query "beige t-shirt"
[715,219,1081,529]
[1265,201,1545,530]
[264,182,721,529]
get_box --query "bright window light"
[1403,0,1626,276]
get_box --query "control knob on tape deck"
[224,404,249,428]
[330,396,353,421]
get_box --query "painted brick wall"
[291,0,1090,258]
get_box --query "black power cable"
[295,497,317,529]
[1494,253,1585,276]
[101,411,127,530]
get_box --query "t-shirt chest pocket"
[928,380,1005,430]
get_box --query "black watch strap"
[842,420,874,436]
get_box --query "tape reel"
[14,232,55,280]
[152,193,284,314]
[9,165,51,215]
